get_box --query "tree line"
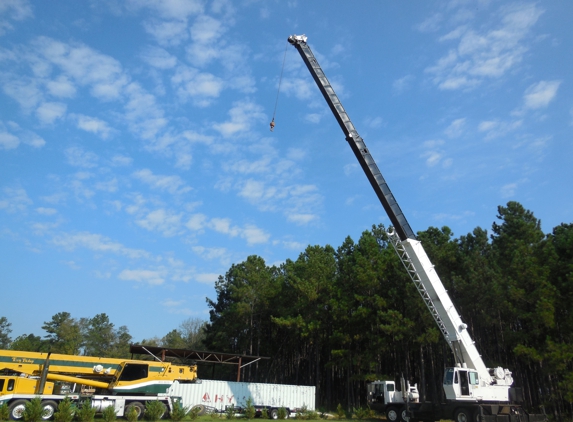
[0,313,206,358]
[1,201,571,418]
[202,202,572,419]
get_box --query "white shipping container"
[169,380,316,413]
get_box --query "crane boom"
[288,34,513,402]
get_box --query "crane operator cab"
[443,367,479,401]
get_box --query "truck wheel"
[125,402,145,420]
[386,406,400,422]
[400,408,410,422]
[269,408,279,420]
[9,400,28,421]
[191,405,206,416]
[454,408,471,422]
[41,401,58,420]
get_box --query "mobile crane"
[287,34,546,422]
[0,349,197,420]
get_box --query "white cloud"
[523,80,561,109]
[74,114,112,138]
[478,119,522,140]
[416,12,443,33]
[46,75,76,98]
[241,224,270,245]
[186,213,207,231]
[123,82,168,140]
[195,273,219,284]
[426,3,544,90]
[65,146,99,168]
[132,168,191,195]
[444,118,466,138]
[136,208,183,237]
[500,182,517,198]
[172,65,224,106]
[190,14,225,43]
[33,37,129,101]
[36,101,66,124]
[0,131,19,149]
[119,268,165,285]
[36,207,57,215]
[142,19,188,46]
[140,46,177,69]
[52,231,150,259]
[213,100,266,137]
[0,186,32,213]
[128,0,203,20]
[0,0,33,35]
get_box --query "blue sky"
[1,0,571,343]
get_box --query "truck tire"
[125,402,145,420]
[9,400,28,421]
[41,401,58,420]
[191,405,206,416]
[386,406,400,422]
[269,408,279,420]
[400,408,410,422]
[454,408,472,422]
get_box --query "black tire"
[9,400,28,421]
[191,405,206,416]
[125,402,145,420]
[269,408,279,420]
[400,408,410,422]
[41,401,58,420]
[454,408,472,422]
[386,406,400,422]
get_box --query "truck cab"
[443,367,479,401]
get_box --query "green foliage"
[75,400,96,422]
[277,407,288,420]
[352,407,373,420]
[54,397,75,422]
[210,411,220,420]
[260,408,269,419]
[295,406,319,420]
[335,404,345,419]
[23,397,45,422]
[225,405,236,420]
[0,403,10,421]
[169,399,190,422]
[126,405,140,422]
[243,398,255,420]
[144,400,166,421]
[0,316,12,349]
[101,406,117,422]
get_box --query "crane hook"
[270,118,275,132]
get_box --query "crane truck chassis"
[287,34,546,422]
[0,350,197,420]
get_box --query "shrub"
[75,400,96,422]
[102,405,117,422]
[0,403,10,421]
[145,400,166,421]
[225,405,236,420]
[54,398,75,422]
[335,404,345,420]
[260,408,269,419]
[353,407,373,420]
[23,397,45,422]
[126,406,139,422]
[169,400,190,422]
[244,398,256,420]
[277,407,288,420]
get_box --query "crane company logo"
[11,357,34,364]
[202,393,234,403]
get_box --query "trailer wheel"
[269,408,279,420]
[125,402,145,420]
[191,405,206,416]
[41,401,58,420]
[386,406,400,422]
[9,400,28,421]
[454,408,472,422]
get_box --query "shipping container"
[169,380,316,416]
